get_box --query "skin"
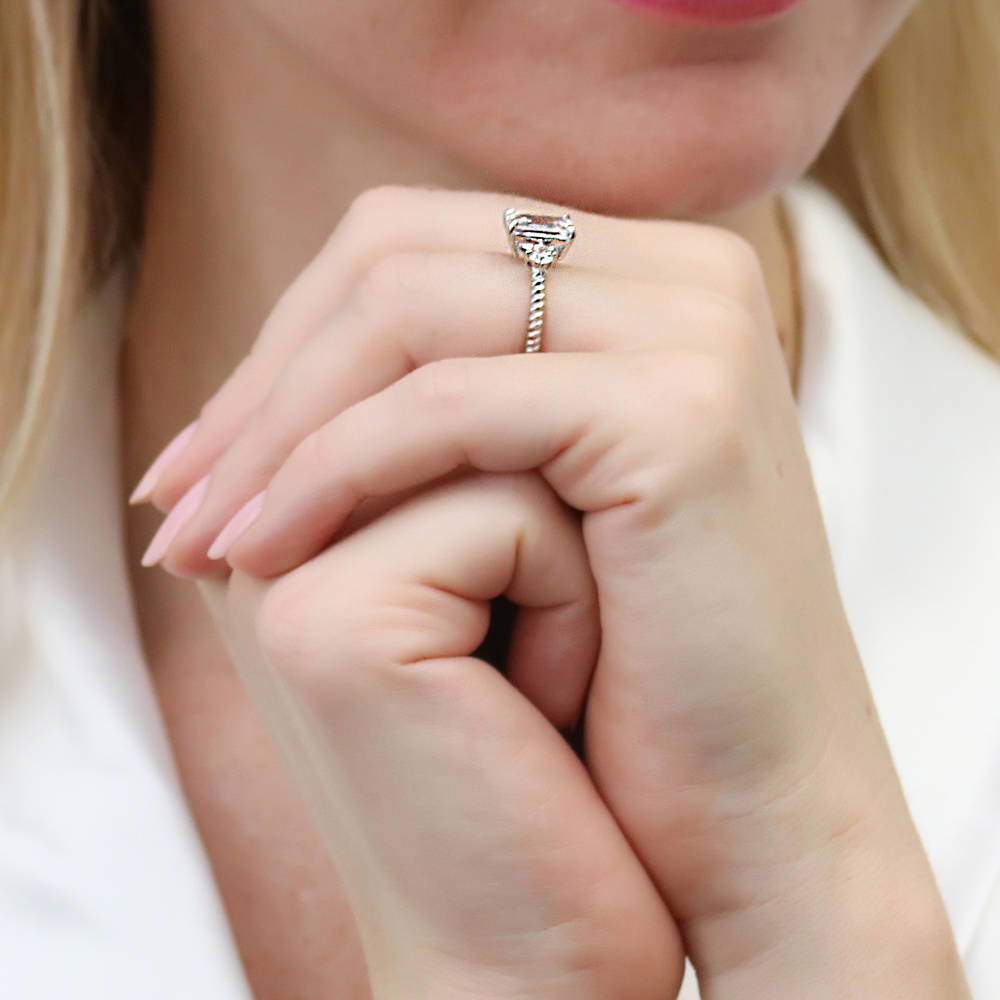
[118,0,970,997]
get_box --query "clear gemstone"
[505,210,575,267]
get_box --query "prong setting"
[504,210,576,268]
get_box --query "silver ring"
[503,209,576,353]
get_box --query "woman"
[1,1,998,997]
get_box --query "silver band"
[525,265,547,353]
[503,209,576,353]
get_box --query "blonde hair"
[1,1,998,538]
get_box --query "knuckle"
[675,354,750,471]
[707,227,769,305]
[680,353,746,425]
[253,573,327,679]
[343,184,418,234]
[683,287,760,355]
[631,352,750,491]
[444,468,547,523]
[225,402,271,461]
[284,425,337,485]
[254,571,461,713]
[198,352,268,426]
[253,571,365,705]
[357,250,431,316]
[406,356,471,416]
[710,227,763,278]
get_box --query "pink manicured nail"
[129,419,200,504]
[206,491,267,561]
[140,475,210,567]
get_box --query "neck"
[120,2,801,486]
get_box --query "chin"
[428,65,834,221]
[470,125,814,221]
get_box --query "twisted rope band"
[525,265,547,353]
[503,209,576,354]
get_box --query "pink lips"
[613,0,805,24]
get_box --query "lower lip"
[613,0,805,24]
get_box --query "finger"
[276,470,599,731]
[143,185,768,513]
[219,349,737,579]
[161,254,753,578]
[226,470,680,991]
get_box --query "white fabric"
[1,178,998,997]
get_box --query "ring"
[504,209,576,353]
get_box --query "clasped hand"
[137,186,965,1000]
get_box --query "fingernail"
[129,419,200,504]
[140,475,210,567]
[207,491,266,561]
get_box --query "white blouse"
[1,178,998,998]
